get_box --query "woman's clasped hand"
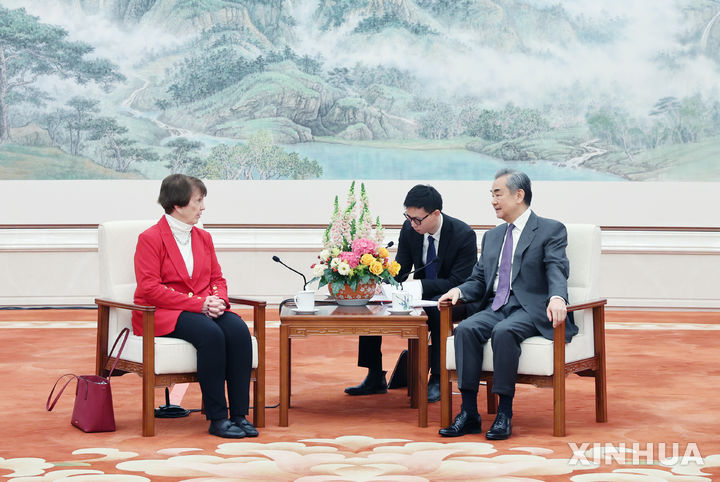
[203,295,226,318]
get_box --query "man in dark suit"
[345,184,478,402]
[438,169,577,440]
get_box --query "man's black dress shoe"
[438,410,482,437]
[485,412,512,440]
[209,419,246,438]
[231,416,258,437]
[427,375,441,403]
[345,370,387,396]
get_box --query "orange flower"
[369,260,384,275]
[360,253,375,266]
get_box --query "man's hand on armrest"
[438,287,462,305]
[546,296,567,328]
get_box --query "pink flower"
[351,238,377,256]
[338,250,361,268]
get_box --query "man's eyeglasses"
[403,211,431,226]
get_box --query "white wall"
[1,180,719,309]
[2,179,717,226]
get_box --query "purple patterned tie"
[492,223,515,311]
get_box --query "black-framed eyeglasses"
[403,211,431,226]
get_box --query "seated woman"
[132,173,257,439]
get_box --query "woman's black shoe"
[209,419,246,438]
[231,416,259,437]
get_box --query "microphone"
[272,255,308,290]
[385,241,394,249]
[399,257,440,286]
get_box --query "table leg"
[279,325,290,427]
[408,339,417,408]
[418,324,428,427]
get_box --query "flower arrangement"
[311,182,401,295]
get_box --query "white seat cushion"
[446,329,591,376]
[111,332,259,374]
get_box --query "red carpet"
[0,310,719,480]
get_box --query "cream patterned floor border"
[0,436,718,481]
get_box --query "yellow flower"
[369,260,384,275]
[387,260,401,277]
[378,247,389,258]
[360,253,375,266]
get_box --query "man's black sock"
[498,394,513,418]
[460,389,479,416]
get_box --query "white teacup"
[294,290,315,311]
[392,290,412,311]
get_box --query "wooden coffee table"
[279,302,429,427]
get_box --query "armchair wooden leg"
[96,305,110,377]
[486,380,497,414]
[142,311,156,437]
[142,374,155,437]
[440,372,452,428]
[593,304,608,424]
[595,369,608,423]
[253,368,266,428]
[553,374,566,437]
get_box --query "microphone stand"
[272,256,308,290]
[399,257,439,290]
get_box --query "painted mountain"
[0,0,719,180]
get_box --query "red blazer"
[132,216,230,336]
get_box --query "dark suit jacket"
[132,216,230,336]
[395,213,478,300]
[456,211,578,342]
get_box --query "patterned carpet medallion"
[1,436,719,481]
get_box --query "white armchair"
[95,220,265,436]
[440,224,607,436]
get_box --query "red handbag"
[46,328,129,432]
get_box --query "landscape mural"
[1,0,719,181]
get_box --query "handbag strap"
[106,327,130,380]
[46,373,77,412]
[45,328,130,412]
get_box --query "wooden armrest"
[553,298,608,341]
[95,298,155,312]
[228,297,267,308]
[567,298,607,312]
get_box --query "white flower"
[337,262,351,276]
[330,258,341,269]
[313,263,326,276]
[330,247,341,257]
[319,249,331,260]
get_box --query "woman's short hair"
[157,174,207,214]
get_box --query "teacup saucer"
[292,308,319,314]
[387,308,412,314]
